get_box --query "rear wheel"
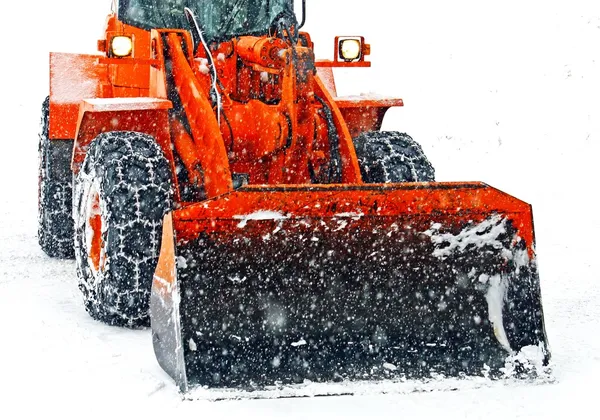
[353,131,435,183]
[74,132,172,327]
[38,96,75,258]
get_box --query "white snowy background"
[1,0,599,418]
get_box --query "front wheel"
[353,131,435,183]
[74,132,172,327]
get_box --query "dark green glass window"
[119,0,293,43]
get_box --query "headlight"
[339,38,362,62]
[110,36,133,57]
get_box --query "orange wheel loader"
[39,0,550,393]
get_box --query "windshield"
[119,0,294,42]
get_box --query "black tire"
[353,131,435,183]
[74,132,172,327]
[38,96,75,259]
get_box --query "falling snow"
[1,0,600,418]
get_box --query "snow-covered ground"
[1,0,599,417]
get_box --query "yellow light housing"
[339,38,362,62]
[110,36,133,57]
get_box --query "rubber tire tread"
[38,96,75,259]
[353,131,435,183]
[74,131,172,327]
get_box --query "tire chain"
[38,96,75,259]
[354,131,435,183]
[74,132,172,327]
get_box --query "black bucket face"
[169,214,548,390]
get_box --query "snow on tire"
[38,96,75,259]
[74,131,172,327]
[353,131,435,183]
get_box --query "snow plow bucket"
[150,182,549,393]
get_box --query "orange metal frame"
[48,12,537,259]
[49,16,404,150]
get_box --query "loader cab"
[117,0,300,42]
